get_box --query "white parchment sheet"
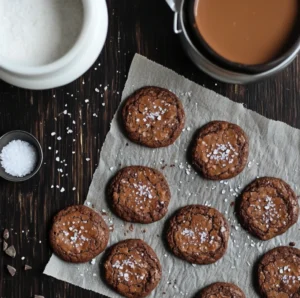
[44,54,300,298]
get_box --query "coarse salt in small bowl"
[0,130,43,182]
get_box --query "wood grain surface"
[0,1,299,297]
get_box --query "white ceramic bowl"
[0,0,108,90]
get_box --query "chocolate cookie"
[167,205,229,264]
[258,246,300,298]
[239,177,299,240]
[49,205,109,263]
[197,282,246,298]
[192,121,249,180]
[104,239,162,298]
[109,166,171,223]
[122,86,185,148]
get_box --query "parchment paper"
[44,54,300,298]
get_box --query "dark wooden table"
[0,1,299,297]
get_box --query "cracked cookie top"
[122,86,185,148]
[104,239,162,298]
[109,166,171,224]
[167,205,229,264]
[49,205,109,263]
[258,246,300,298]
[239,177,299,240]
[197,282,246,298]
[192,121,249,180]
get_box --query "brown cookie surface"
[192,121,249,180]
[239,177,299,241]
[122,86,185,148]
[49,205,109,263]
[197,282,246,298]
[167,205,229,264]
[109,166,171,223]
[104,239,162,298]
[258,246,300,298]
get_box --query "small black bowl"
[0,130,43,182]
[187,0,300,74]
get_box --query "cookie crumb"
[5,245,16,258]
[3,240,8,251]
[3,229,9,240]
[7,265,16,276]
[24,265,32,270]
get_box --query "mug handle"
[173,12,183,34]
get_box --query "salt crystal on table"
[0,140,37,177]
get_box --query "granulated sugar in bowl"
[0,0,84,66]
[0,0,108,89]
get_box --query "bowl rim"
[0,130,43,182]
[187,0,300,74]
[0,0,94,76]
